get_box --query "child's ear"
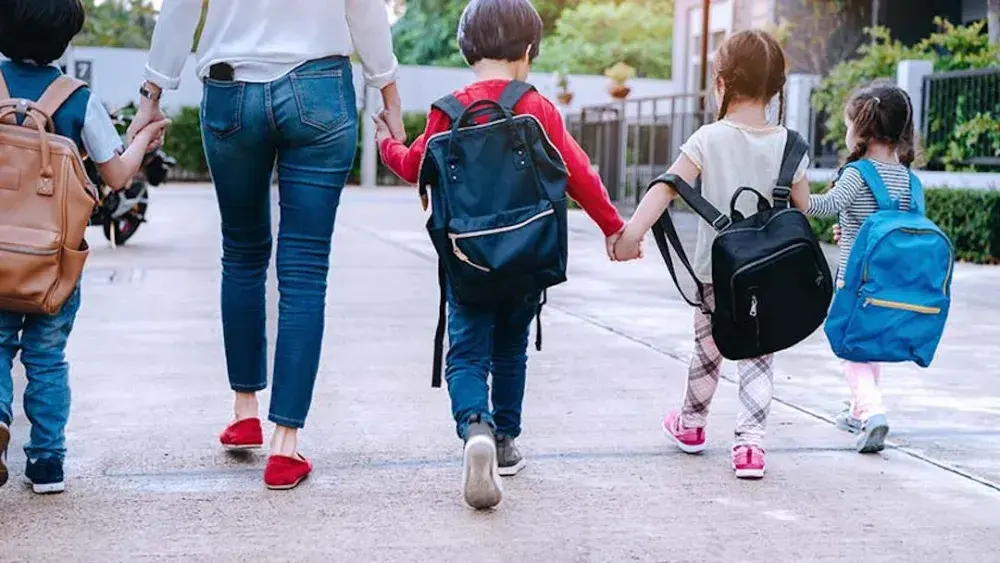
[523,44,533,63]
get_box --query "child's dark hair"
[843,81,917,168]
[713,29,787,122]
[0,0,85,66]
[458,0,543,66]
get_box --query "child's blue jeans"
[0,285,81,461]
[445,291,539,441]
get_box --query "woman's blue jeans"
[200,57,358,429]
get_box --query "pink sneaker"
[662,412,706,454]
[732,445,766,479]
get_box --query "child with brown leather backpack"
[0,0,169,494]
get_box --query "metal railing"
[567,93,711,207]
[808,105,840,169]
[922,68,1000,169]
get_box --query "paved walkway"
[2,185,999,562]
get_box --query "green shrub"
[163,106,209,175]
[807,180,1000,264]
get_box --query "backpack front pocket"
[447,201,558,275]
[0,225,60,312]
[842,292,948,365]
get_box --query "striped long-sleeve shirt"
[806,159,913,282]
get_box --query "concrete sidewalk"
[1,185,999,562]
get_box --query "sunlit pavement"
[2,185,998,562]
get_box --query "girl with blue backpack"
[791,82,953,454]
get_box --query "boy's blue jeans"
[199,56,358,429]
[0,285,81,461]
[445,291,539,440]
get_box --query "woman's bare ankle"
[233,392,259,421]
[270,425,298,457]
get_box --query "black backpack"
[418,81,569,386]
[649,130,833,360]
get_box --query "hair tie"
[873,96,881,104]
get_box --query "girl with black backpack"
[614,30,813,479]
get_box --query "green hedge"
[807,181,1000,264]
[161,106,430,183]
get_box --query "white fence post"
[360,87,378,189]
[785,73,820,136]
[896,60,934,139]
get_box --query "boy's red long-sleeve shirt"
[378,79,625,237]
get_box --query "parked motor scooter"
[85,103,175,245]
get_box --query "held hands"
[372,110,394,145]
[832,224,842,244]
[613,225,645,262]
[126,95,166,146]
[133,118,172,154]
[608,223,645,262]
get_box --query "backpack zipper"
[730,242,813,316]
[862,228,954,294]
[447,207,555,273]
[864,297,940,314]
[0,243,58,257]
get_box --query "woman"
[128,0,405,490]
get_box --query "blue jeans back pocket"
[290,70,348,132]
[201,80,244,139]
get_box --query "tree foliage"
[392,0,672,78]
[811,19,1000,165]
[535,0,672,78]
[75,0,157,49]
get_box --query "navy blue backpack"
[418,81,569,386]
[824,160,953,366]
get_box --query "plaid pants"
[679,285,774,446]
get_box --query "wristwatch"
[139,82,162,102]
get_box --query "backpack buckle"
[712,215,732,231]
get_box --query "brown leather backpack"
[0,74,99,315]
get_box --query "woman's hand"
[127,89,166,146]
[372,111,393,145]
[832,224,842,244]
[380,83,406,142]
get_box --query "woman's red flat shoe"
[264,453,312,490]
[219,418,264,450]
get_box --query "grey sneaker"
[0,421,9,488]
[496,436,526,477]
[856,414,890,454]
[835,401,862,434]
[462,420,502,509]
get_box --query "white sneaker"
[462,422,502,509]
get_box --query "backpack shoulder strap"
[845,160,894,211]
[0,70,10,100]
[430,94,466,123]
[774,129,809,209]
[907,169,926,216]
[497,80,535,112]
[35,75,86,120]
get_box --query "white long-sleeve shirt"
[144,0,398,90]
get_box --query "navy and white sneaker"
[25,457,65,494]
[0,421,10,488]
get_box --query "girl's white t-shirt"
[678,119,810,283]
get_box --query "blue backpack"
[418,81,569,386]
[824,160,954,367]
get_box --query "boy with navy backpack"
[792,82,953,454]
[375,0,624,509]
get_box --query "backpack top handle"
[0,99,55,133]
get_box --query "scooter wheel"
[103,217,142,245]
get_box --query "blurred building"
[672,0,992,91]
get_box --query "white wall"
[68,46,679,115]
